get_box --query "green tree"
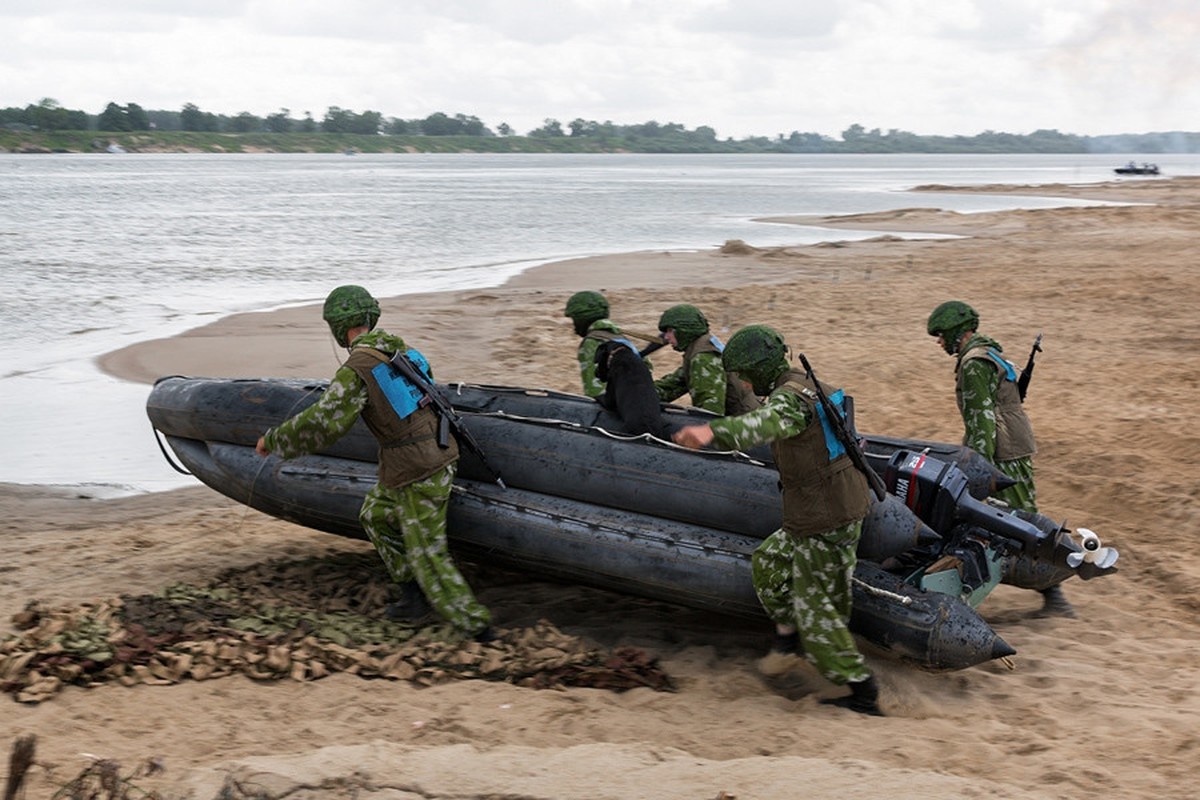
[349,110,383,135]
[530,118,564,137]
[30,98,72,131]
[455,113,489,136]
[265,108,293,133]
[180,103,219,132]
[385,117,413,134]
[300,111,317,133]
[497,122,512,136]
[181,102,202,130]
[420,111,459,135]
[568,118,597,137]
[97,102,133,131]
[230,111,262,133]
[321,106,352,132]
[65,109,90,129]
[125,103,150,130]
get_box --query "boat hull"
[159,429,1015,670]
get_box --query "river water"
[2,152,1195,494]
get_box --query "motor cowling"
[883,450,1053,558]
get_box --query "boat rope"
[851,576,914,606]
[455,407,769,464]
[149,425,192,475]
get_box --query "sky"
[1,0,1196,140]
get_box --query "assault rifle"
[623,328,667,359]
[1017,333,1042,403]
[638,341,666,358]
[797,353,887,501]
[389,351,506,489]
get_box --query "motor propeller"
[1066,528,1119,570]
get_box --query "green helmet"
[323,285,380,347]
[927,300,979,355]
[564,290,609,322]
[722,324,789,395]
[564,290,610,336]
[658,304,709,350]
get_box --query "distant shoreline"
[5,128,1196,156]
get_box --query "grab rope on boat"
[459,407,768,464]
[150,426,192,476]
[851,576,914,606]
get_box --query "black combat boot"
[770,630,800,655]
[385,580,433,623]
[1039,584,1076,618]
[472,626,498,643]
[821,675,885,717]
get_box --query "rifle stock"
[798,353,887,501]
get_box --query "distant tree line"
[4,97,1199,154]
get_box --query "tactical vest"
[346,346,459,488]
[770,370,871,538]
[956,342,1037,461]
[682,335,762,416]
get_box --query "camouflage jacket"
[577,319,624,398]
[955,333,1036,462]
[655,334,759,416]
[654,347,726,413]
[262,330,457,486]
[708,387,812,451]
[710,375,868,537]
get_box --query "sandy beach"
[5,176,1200,798]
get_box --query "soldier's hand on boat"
[255,436,270,457]
[673,423,714,450]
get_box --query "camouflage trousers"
[359,463,491,635]
[750,520,870,686]
[995,455,1037,513]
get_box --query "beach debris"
[718,238,760,255]
[19,751,170,800]
[1,552,673,704]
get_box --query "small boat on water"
[146,377,1119,672]
[1114,162,1160,175]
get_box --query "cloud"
[1,0,1196,138]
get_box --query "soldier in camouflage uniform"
[653,304,761,416]
[564,290,627,398]
[672,325,883,716]
[256,285,494,641]
[927,300,1072,617]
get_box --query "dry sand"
[5,176,1200,798]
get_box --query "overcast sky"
[2,0,1195,139]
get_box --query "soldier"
[926,300,1072,616]
[672,325,883,717]
[255,285,495,642]
[564,290,627,398]
[653,303,761,416]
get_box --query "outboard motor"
[883,450,1055,559]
